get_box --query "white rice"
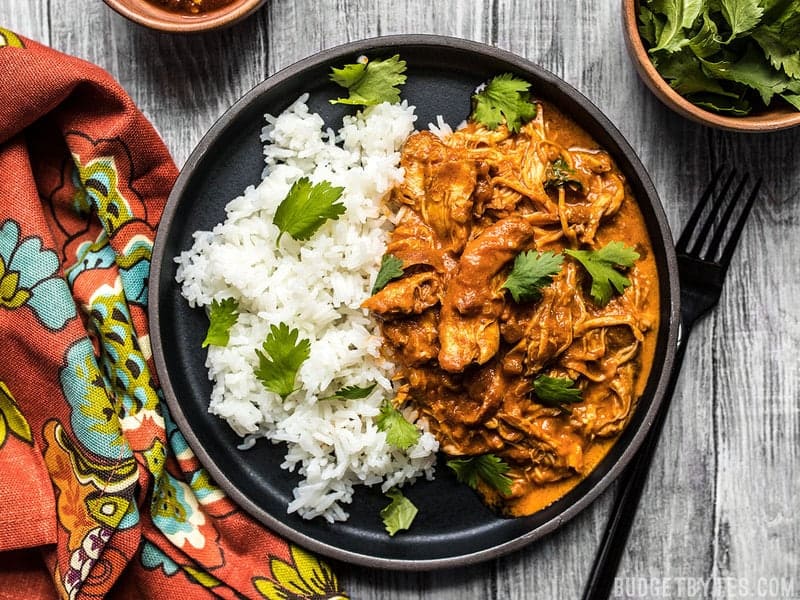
[175,95,439,522]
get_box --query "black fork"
[581,168,762,600]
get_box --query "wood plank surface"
[1,1,798,598]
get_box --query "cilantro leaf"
[690,92,752,114]
[700,44,791,105]
[649,0,703,53]
[752,20,800,78]
[782,92,800,110]
[376,400,420,450]
[639,5,660,46]
[380,488,418,536]
[720,0,764,40]
[273,177,346,245]
[502,250,563,303]
[533,375,583,412]
[371,253,404,295]
[447,454,513,496]
[640,0,800,115]
[202,298,239,348]
[565,241,640,306]
[656,48,736,96]
[254,323,311,399]
[470,73,537,133]
[544,157,584,190]
[326,383,376,400]
[329,54,407,106]
[688,10,723,59]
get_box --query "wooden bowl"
[104,0,266,33]
[622,0,800,132]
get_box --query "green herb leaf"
[639,5,660,46]
[544,157,584,190]
[502,250,563,303]
[371,253,405,295]
[254,323,311,399]
[533,375,583,412]
[202,298,239,348]
[329,54,407,106]
[700,44,791,105]
[688,10,723,58]
[380,488,418,536]
[273,177,346,244]
[470,73,537,133]
[640,0,800,115]
[656,48,736,96]
[720,0,764,40]
[376,401,420,450]
[649,0,702,53]
[690,92,752,114]
[752,19,800,77]
[565,241,640,306]
[782,92,800,109]
[446,454,513,496]
[327,384,376,400]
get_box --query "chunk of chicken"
[361,271,441,316]
[397,131,477,252]
[386,209,448,274]
[438,216,535,372]
[380,310,440,366]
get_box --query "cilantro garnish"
[325,383,376,400]
[202,298,239,348]
[470,73,537,132]
[533,375,583,413]
[640,0,800,115]
[375,400,420,450]
[254,323,311,399]
[329,54,407,106]
[371,253,404,295]
[544,157,583,191]
[273,177,345,245]
[501,250,563,303]
[380,488,418,536]
[446,454,513,497]
[565,242,640,306]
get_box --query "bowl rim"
[621,0,800,132]
[103,0,266,32]
[149,33,682,569]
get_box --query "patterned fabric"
[0,28,348,600]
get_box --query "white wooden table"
[3,1,798,598]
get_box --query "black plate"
[149,35,680,569]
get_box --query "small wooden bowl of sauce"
[104,0,266,32]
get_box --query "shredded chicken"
[363,101,659,516]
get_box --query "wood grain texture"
[1,0,798,598]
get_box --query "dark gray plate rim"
[149,34,680,570]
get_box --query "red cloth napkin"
[0,27,348,600]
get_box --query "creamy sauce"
[509,103,660,516]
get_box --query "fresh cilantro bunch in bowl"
[622,0,800,131]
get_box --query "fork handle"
[580,324,692,600]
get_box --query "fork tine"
[718,178,761,270]
[675,166,725,253]
[704,173,749,261]
[687,168,738,256]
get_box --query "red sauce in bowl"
[145,0,235,14]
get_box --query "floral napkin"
[0,27,347,600]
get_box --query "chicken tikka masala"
[363,93,659,517]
